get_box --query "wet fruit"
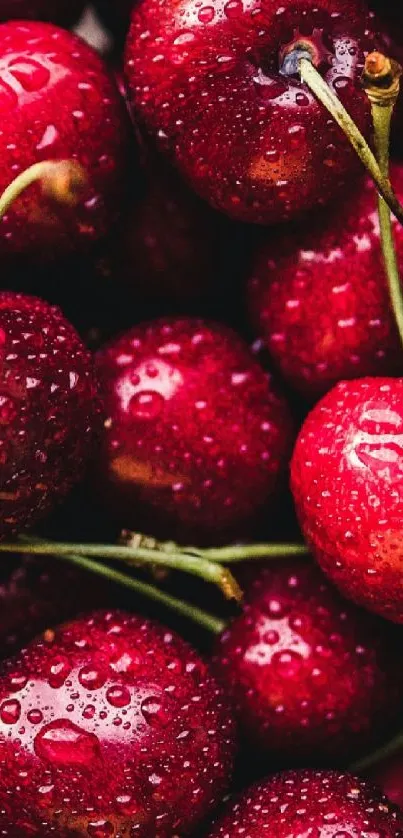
[125,0,376,224]
[206,769,403,836]
[366,752,403,810]
[95,317,293,544]
[213,559,403,765]
[247,165,403,399]
[0,609,236,837]
[291,377,403,622]
[0,291,97,539]
[0,21,128,262]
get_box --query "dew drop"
[87,820,114,837]
[48,656,71,689]
[27,709,43,725]
[78,666,106,690]
[198,5,214,22]
[141,695,172,728]
[106,685,131,708]
[272,650,303,677]
[34,719,101,767]
[129,391,165,420]
[0,698,20,724]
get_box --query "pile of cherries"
[0,0,402,836]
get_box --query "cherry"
[0,609,236,837]
[291,377,403,623]
[0,291,97,539]
[206,770,403,837]
[366,753,403,810]
[247,165,403,400]
[0,21,128,262]
[213,559,403,766]
[0,0,84,23]
[125,0,378,225]
[95,317,293,544]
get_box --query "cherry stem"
[363,52,403,346]
[0,537,242,602]
[50,549,226,635]
[349,730,403,773]
[180,543,308,562]
[0,159,87,219]
[299,57,403,227]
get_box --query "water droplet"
[8,673,28,691]
[198,5,214,22]
[0,698,20,724]
[261,597,289,618]
[263,629,280,645]
[78,666,106,690]
[27,709,43,725]
[272,650,303,677]
[141,695,172,728]
[48,656,71,689]
[82,704,96,720]
[106,685,131,708]
[34,719,101,767]
[224,0,242,15]
[87,821,114,837]
[129,391,165,420]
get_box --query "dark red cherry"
[206,770,403,837]
[291,377,403,623]
[366,753,403,810]
[0,291,97,539]
[0,0,84,23]
[0,609,236,837]
[0,21,128,262]
[247,165,403,399]
[95,318,293,544]
[213,560,403,766]
[125,0,377,224]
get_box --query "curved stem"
[299,58,403,227]
[350,731,403,774]
[0,538,242,602]
[0,160,87,219]
[51,550,226,635]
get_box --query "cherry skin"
[95,318,293,544]
[213,559,403,766]
[247,166,403,400]
[0,609,236,837]
[0,291,97,539]
[125,0,377,225]
[291,377,403,623]
[366,754,403,810]
[0,0,84,23]
[206,770,403,837]
[0,21,128,263]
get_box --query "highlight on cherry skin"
[125,0,378,224]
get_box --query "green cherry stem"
[121,531,309,564]
[0,159,87,219]
[50,549,226,635]
[299,56,403,227]
[363,52,403,346]
[350,730,403,774]
[0,537,242,602]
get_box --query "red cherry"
[366,753,403,810]
[247,166,403,399]
[0,291,97,539]
[0,21,128,262]
[95,318,293,544]
[206,770,403,837]
[291,377,403,623]
[0,0,84,23]
[125,0,377,224]
[0,609,236,837]
[213,560,403,766]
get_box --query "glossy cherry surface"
[0,291,96,539]
[0,609,236,837]
[213,560,403,765]
[206,770,403,837]
[125,0,376,224]
[0,21,128,262]
[95,318,293,544]
[248,166,403,399]
[0,0,84,23]
[291,377,403,623]
[366,753,403,810]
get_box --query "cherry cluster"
[0,1,401,836]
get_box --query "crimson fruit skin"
[213,560,403,766]
[247,166,403,400]
[0,1,85,23]
[0,291,97,539]
[0,609,236,837]
[0,21,128,261]
[206,770,403,837]
[125,0,375,225]
[291,377,403,623]
[95,318,293,544]
[366,755,403,810]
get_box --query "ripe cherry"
[125,0,377,224]
[291,377,403,623]
[95,317,293,544]
[206,770,403,837]
[0,609,236,836]
[0,291,97,539]
[247,166,403,399]
[213,560,403,766]
[0,21,128,262]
